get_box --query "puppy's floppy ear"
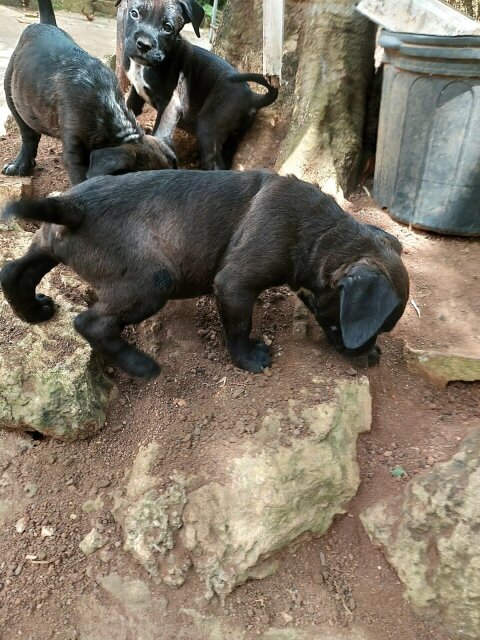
[339,266,400,350]
[178,0,204,37]
[87,147,135,178]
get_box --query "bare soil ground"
[0,119,479,640]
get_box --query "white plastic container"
[356,0,480,36]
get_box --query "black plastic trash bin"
[373,31,480,236]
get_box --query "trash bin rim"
[379,29,480,49]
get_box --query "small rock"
[79,529,107,556]
[0,176,32,207]
[232,388,244,399]
[280,612,293,624]
[24,483,38,498]
[41,526,55,538]
[383,450,393,458]
[37,550,47,561]
[345,367,357,376]
[97,478,112,489]
[82,495,104,513]
[99,548,112,563]
[15,518,27,534]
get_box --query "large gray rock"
[0,223,114,440]
[113,378,371,599]
[361,428,480,640]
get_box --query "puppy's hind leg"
[74,271,173,378]
[74,308,161,378]
[0,248,59,323]
[196,119,216,171]
[196,116,228,171]
[2,90,40,177]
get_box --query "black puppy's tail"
[3,197,83,230]
[230,73,279,110]
[38,0,57,26]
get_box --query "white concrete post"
[263,0,285,81]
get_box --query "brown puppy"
[0,170,409,378]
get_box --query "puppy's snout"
[136,36,154,53]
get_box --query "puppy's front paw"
[367,344,381,366]
[16,293,56,324]
[231,339,272,374]
[2,159,36,177]
[120,352,161,379]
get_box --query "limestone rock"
[292,298,310,339]
[112,443,189,577]
[361,428,480,640]
[0,224,114,440]
[114,379,371,598]
[404,344,480,386]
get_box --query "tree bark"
[116,0,128,93]
[215,0,376,197]
[445,0,480,19]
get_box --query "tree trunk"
[215,0,376,197]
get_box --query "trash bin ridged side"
[373,31,480,236]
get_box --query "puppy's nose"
[136,37,153,53]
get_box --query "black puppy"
[3,0,176,185]
[118,0,278,170]
[0,170,409,379]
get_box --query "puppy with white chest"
[3,0,176,184]
[0,170,409,379]
[118,0,278,170]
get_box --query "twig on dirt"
[333,579,353,616]
[361,185,371,198]
[410,298,421,317]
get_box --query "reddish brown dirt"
[0,122,479,640]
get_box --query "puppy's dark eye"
[163,22,174,34]
[130,8,140,19]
